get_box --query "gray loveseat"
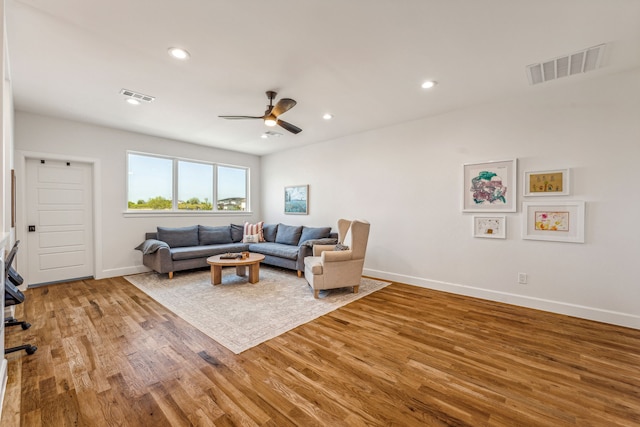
[136,223,337,278]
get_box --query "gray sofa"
[136,223,337,278]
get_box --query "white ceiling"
[5,0,640,156]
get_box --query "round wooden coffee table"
[206,253,266,285]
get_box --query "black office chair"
[4,241,37,355]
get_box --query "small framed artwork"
[284,185,308,215]
[473,216,506,239]
[463,159,517,212]
[523,169,570,196]
[522,201,585,243]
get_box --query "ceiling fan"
[218,91,302,134]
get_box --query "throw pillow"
[134,239,169,255]
[243,233,261,243]
[334,243,350,251]
[262,223,278,242]
[302,237,338,248]
[243,221,265,242]
[299,226,331,244]
[230,224,244,242]
[198,225,232,245]
[275,223,303,246]
[157,225,199,248]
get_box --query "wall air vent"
[120,88,155,103]
[526,44,606,85]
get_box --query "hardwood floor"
[2,276,639,426]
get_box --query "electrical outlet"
[518,273,528,284]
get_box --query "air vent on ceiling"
[526,44,605,85]
[120,88,155,103]
[261,130,283,139]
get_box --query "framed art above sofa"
[284,185,308,215]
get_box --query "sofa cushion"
[231,224,244,242]
[157,225,199,248]
[262,223,278,242]
[199,225,233,245]
[275,224,303,246]
[248,242,299,260]
[135,239,169,255]
[170,243,250,261]
[244,221,265,242]
[299,226,331,244]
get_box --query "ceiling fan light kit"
[264,114,278,127]
[219,91,302,134]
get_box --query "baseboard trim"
[98,265,150,279]
[363,268,640,330]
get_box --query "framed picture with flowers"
[462,159,517,212]
[522,201,585,243]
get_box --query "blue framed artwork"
[284,185,308,215]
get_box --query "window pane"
[178,161,213,211]
[128,154,173,210]
[127,152,249,213]
[217,166,247,211]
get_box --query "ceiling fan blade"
[218,115,264,120]
[277,119,302,134]
[271,98,297,117]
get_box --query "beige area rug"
[124,266,390,354]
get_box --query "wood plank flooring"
[2,275,639,426]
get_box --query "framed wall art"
[11,169,16,228]
[284,185,308,215]
[522,201,585,243]
[463,159,517,212]
[523,168,570,196]
[473,215,506,239]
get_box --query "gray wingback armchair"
[303,219,370,298]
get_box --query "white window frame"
[124,151,251,216]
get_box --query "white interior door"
[26,158,94,285]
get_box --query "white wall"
[14,112,261,279]
[261,69,640,329]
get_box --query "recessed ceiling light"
[322,113,333,120]
[421,80,437,89]
[168,47,190,60]
[126,98,141,105]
